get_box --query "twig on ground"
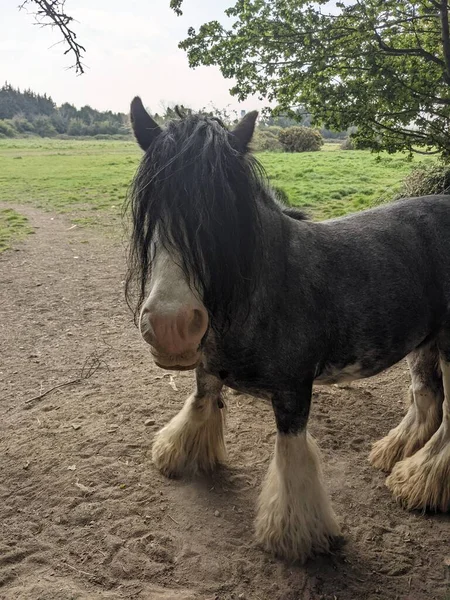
[24,350,108,405]
[167,514,180,525]
[25,376,84,405]
[65,562,96,578]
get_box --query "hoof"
[386,427,450,512]
[369,406,440,472]
[152,394,226,478]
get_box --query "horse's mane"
[125,113,271,329]
[282,207,309,221]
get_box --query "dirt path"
[0,206,449,600]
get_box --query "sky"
[1,0,263,115]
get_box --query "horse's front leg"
[255,383,340,562]
[152,365,226,478]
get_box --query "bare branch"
[19,0,85,74]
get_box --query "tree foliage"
[0,120,17,138]
[0,82,55,119]
[0,83,128,137]
[171,0,450,158]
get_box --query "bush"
[396,164,450,199]
[251,126,284,152]
[0,119,16,137]
[340,137,355,150]
[67,118,87,136]
[33,116,57,137]
[12,116,34,133]
[50,113,67,134]
[278,126,323,152]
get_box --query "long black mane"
[125,113,273,328]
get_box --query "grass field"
[259,148,435,219]
[0,138,436,250]
[0,207,33,252]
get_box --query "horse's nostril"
[189,308,207,336]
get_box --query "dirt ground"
[1,205,449,600]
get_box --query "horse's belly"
[314,362,365,385]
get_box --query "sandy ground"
[1,205,449,600]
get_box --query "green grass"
[0,138,438,251]
[259,146,436,219]
[0,138,139,216]
[0,208,33,252]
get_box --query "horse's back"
[318,194,450,288]
[323,194,450,244]
[283,195,450,378]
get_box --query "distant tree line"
[154,104,348,154]
[0,83,349,148]
[0,83,129,138]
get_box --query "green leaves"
[171,0,450,159]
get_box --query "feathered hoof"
[369,432,408,473]
[152,395,226,478]
[254,500,340,563]
[369,408,440,473]
[386,427,450,512]
[255,433,341,563]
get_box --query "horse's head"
[126,97,262,370]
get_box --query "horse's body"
[204,195,450,391]
[126,98,450,562]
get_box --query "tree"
[0,84,127,137]
[170,0,450,158]
[0,83,55,119]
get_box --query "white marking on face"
[139,241,209,370]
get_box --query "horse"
[125,96,450,563]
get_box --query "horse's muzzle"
[151,350,201,371]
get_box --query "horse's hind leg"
[255,384,340,562]
[386,334,450,511]
[369,341,443,472]
[152,365,226,478]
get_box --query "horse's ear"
[130,96,162,151]
[230,110,258,152]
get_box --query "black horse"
[126,97,450,562]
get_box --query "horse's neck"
[253,205,307,299]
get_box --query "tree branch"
[19,0,85,74]
[373,29,446,68]
[372,119,432,140]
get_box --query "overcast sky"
[2,0,263,114]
